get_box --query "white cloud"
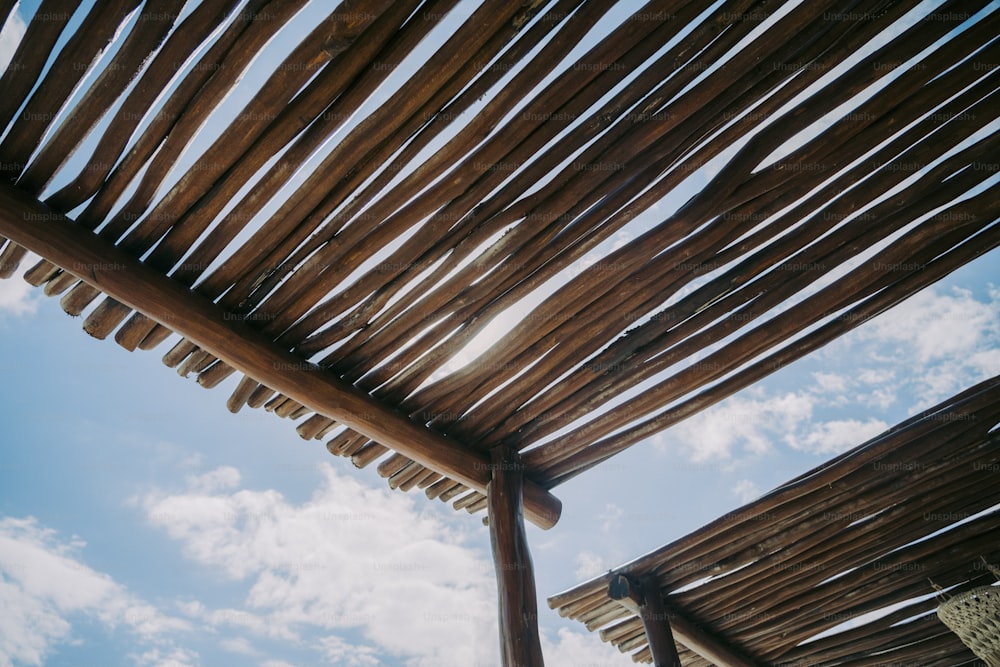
[851,285,1000,410]
[791,418,889,455]
[0,275,37,318]
[646,286,998,467]
[967,348,1000,379]
[185,465,241,493]
[821,368,897,410]
[0,577,70,667]
[659,391,814,463]
[865,286,998,364]
[219,636,258,655]
[860,386,896,411]
[0,4,34,320]
[733,479,761,504]
[0,516,190,667]
[811,372,849,395]
[598,503,623,534]
[0,10,25,69]
[0,250,39,318]
[130,647,200,667]
[573,551,608,581]
[854,368,892,386]
[140,464,501,667]
[203,607,282,639]
[316,635,380,666]
[611,230,632,251]
[541,626,630,667]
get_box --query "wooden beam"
[609,574,759,667]
[0,183,561,529]
[642,579,684,667]
[610,575,682,666]
[488,445,545,667]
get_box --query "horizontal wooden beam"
[0,183,561,528]
[609,574,758,667]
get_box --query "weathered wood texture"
[0,182,561,529]
[609,573,760,667]
[609,576,683,667]
[551,377,1000,664]
[488,446,545,667]
[0,0,996,525]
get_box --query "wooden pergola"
[551,376,1000,665]
[0,0,997,664]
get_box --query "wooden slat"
[548,377,1000,608]
[0,240,26,278]
[1,8,997,658]
[0,0,142,183]
[18,0,187,194]
[0,0,80,135]
[79,0,306,237]
[549,379,1000,663]
[44,0,243,212]
[0,183,561,529]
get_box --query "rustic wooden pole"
[488,445,545,667]
[0,183,562,529]
[641,579,685,667]
[610,575,682,666]
[609,574,759,667]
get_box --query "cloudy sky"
[1,1,999,666]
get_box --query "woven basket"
[937,585,1000,667]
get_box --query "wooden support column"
[0,182,562,529]
[488,445,544,667]
[610,575,682,666]
[609,574,759,667]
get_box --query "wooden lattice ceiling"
[2,0,999,664]
[550,375,1000,666]
[0,0,996,526]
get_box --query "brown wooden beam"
[488,445,545,667]
[609,574,758,667]
[0,183,561,529]
[641,581,685,667]
[610,575,682,666]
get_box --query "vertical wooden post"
[609,574,682,666]
[488,444,545,667]
[641,578,683,667]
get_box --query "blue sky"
[2,256,998,667]
[1,1,999,666]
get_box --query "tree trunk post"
[488,444,545,667]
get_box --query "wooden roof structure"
[0,0,998,664]
[549,374,1000,666]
